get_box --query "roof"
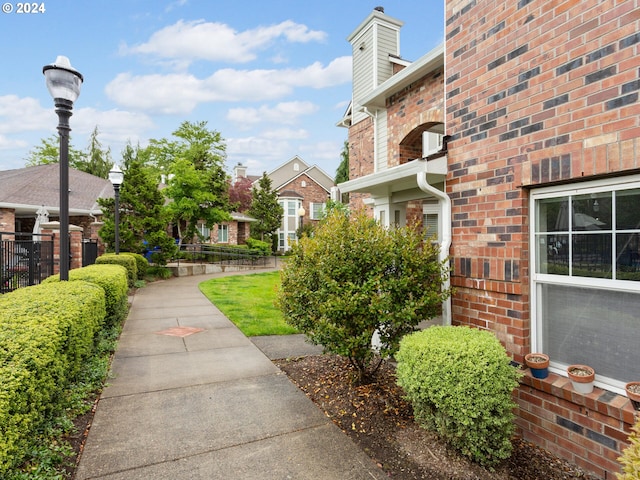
[258,156,335,193]
[0,164,113,216]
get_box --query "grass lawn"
[199,271,298,337]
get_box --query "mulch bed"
[274,354,600,480]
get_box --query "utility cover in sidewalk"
[155,326,205,337]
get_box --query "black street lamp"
[108,164,124,254]
[43,56,83,281]
[298,205,306,236]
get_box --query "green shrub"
[245,237,271,255]
[95,253,137,286]
[396,326,521,467]
[618,416,640,479]
[44,264,128,328]
[0,281,105,475]
[277,209,450,383]
[120,252,148,279]
[146,265,173,279]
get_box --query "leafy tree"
[164,158,232,243]
[248,173,283,245]
[277,208,451,384]
[25,135,86,168]
[75,126,113,178]
[229,176,254,212]
[98,144,176,264]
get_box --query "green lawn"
[199,271,297,337]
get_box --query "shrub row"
[0,281,106,474]
[396,326,521,467]
[0,263,129,475]
[95,252,148,285]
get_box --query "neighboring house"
[339,4,640,478]
[195,212,255,246]
[245,156,335,252]
[0,163,112,235]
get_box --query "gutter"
[417,171,452,325]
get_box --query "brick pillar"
[40,221,84,275]
[0,208,15,237]
[90,221,105,256]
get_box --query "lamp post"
[43,56,83,281]
[108,165,124,254]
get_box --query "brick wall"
[0,208,15,235]
[278,174,330,224]
[348,116,375,212]
[445,0,640,476]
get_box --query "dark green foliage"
[44,264,129,328]
[396,326,521,467]
[248,173,283,246]
[277,209,450,382]
[0,281,106,475]
[98,145,177,264]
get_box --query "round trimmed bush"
[396,326,521,467]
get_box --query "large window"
[217,224,228,243]
[310,202,326,220]
[531,177,640,392]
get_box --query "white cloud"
[227,101,318,127]
[0,134,28,150]
[121,19,327,66]
[0,95,53,134]
[261,128,309,140]
[105,57,351,114]
[74,107,156,150]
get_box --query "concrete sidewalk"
[75,270,386,480]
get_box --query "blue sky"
[0,0,443,178]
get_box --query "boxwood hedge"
[0,281,106,475]
[396,326,521,467]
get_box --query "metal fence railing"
[173,243,276,268]
[1,232,54,293]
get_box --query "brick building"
[339,4,640,478]
[258,156,334,252]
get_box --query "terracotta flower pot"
[625,381,640,411]
[567,365,595,394]
[525,353,549,379]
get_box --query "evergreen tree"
[335,139,350,204]
[98,144,176,264]
[248,173,283,245]
[76,126,113,178]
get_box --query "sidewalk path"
[75,270,386,480]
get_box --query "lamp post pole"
[108,165,124,255]
[298,205,306,238]
[43,56,83,281]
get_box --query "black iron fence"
[173,243,275,268]
[0,232,54,293]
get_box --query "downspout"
[417,171,452,325]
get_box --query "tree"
[335,139,350,203]
[248,173,283,246]
[163,158,232,243]
[229,176,254,212]
[75,126,113,178]
[276,209,451,384]
[25,135,86,168]
[98,144,176,264]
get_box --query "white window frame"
[530,174,640,394]
[197,223,210,241]
[217,224,229,243]
[310,202,326,220]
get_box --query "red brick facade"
[278,173,330,226]
[347,116,375,213]
[445,0,640,476]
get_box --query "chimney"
[233,162,247,184]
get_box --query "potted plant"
[625,382,640,411]
[525,353,549,379]
[567,364,595,394]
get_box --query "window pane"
[616,189,640,230]
[536,197,567,233]
[572,193,611,231]
[540,283,640,383]
[287,201,296,216]
[536,234,569,275]
[617,233,640,281]
[571,233,612,278]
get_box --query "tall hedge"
[0,281,106,474]
[95,253,137,286]
[44,264,128,327]
[396,326,521,467]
